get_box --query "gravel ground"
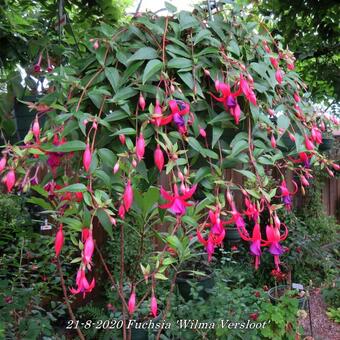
[301,288,340,340]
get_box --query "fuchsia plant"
[1,5,339,339]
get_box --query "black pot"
[130,313,163,340]
[268,285,307,310]
[225,227,241,243]
[319,137,334,151]
[176,272,215,301]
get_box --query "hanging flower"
[304,135,314,150]
[4,169,15,192]
[32,117,40,142]
[83,143,92,172]
[151,294,158,317]
[70,268,95,298]
[154,146,164,172]
[0,157,6,173]
[266,224,288,270]
[136,134,145,161]
[123,180,133,211]
[34,53,43,72]
[54,224,64,257]
[128,289,136,315]
[139,94,146,111]
[275,69,283,84]
[278,180,298,210]
[159,184,197,216]
[83,231,94,264]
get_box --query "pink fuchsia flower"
[270,134,276,148]
[300,175,309,187]
[154,146,164,172]
[199,127,206,138]
[197,207,226,261]
[266,224,288,270]
[151,101,171,127]
[311,126,322,144]
[304,135,314,150]
[136,133,145,161]
[4,169,15,192]
[293,92,301,103]
[159,184,197,216]
[237,75,257,106]
[81,228,90,242]
[54,224,64,257]
[239,223,267,270]
[113,162,120,174]
[279,179,298,210]
[118,204,125,219]
[83,230,94,264]
[123,180,133,211]
[34,53,43,72]
[32,117,40,142]
[128,289,136,315]
[270,57,279,69]
[83,143,92,172]
[275,69,283,84]
[0,157,6,173]
[70,268,95,298]
[243,197,261,222]
[287,62,295,70]
[119,134,126,144]
[210,81,242,124]
[139,94,146,111]
[151,294,157,317]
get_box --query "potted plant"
[268,285,307,310]
[175,256,215,301]
[224,226,241,243]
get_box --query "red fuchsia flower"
[128,289,136,315]
[119,134,126,144]
[271,134,277,148]
[118,204,125,219]
[270,57,279,69]
[139,94,146,111]
[54,224,64,257]
[250,313,258,321]
[34,53,43,72]
[275,68,283,84]
[81,228,90,242]
[123,180,133,211]
[70,267,95,298]
[304,135,314,150]
[151,101,170,127]
[4,169,15,192]
[243,197,260,221]
[151,294,157,317]
[311,125,322,144]
[197,208,226,261]
[136,133,145,161]
[293,92,301,103]
[210,81,242,124]
[83,143,92,172]
[266,224,288,270]
[32,117,40,142]
[279,179,298,210]
[159,184,197,216]
[154,146,164,172]
[83,230,94,265]
[75,192,83,202]
[0,156,6,173]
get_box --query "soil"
[301,288,340,340]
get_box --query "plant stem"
[120,223,127,340]
[57,259,85,340]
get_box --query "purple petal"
[269,242,284,255]
[173,113,185,127]
[226,95,236,108]
[250,240,261,256]
[169,198,186,215]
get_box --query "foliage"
[322,279,340,309]
[326,308,340,324]
[259,0,340,102]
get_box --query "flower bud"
[119,134,126,145]
[83,143,92,172]
[139,94,146,111]
[0,157,6,173]
[199,127,206,138]
[154,146,164,172]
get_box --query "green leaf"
[44,141,86,152]
[111,87,138,102]
[105,67,120,92]
[56,183,88,193]
[167,58,192,69]
[98,148,116,168]
[112,128,136,136]
[96,208,113,238]
[235,169,257,181]
[194,29,212,45]
[164,1,177,13]
[179,11,199,30]
[188,137,205,156]
[127,47,158,63]
[228,40,240,56]
[212,127,223,148]
[142,59,163,84]
[231,140,248,156]
[27,197,52,210]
